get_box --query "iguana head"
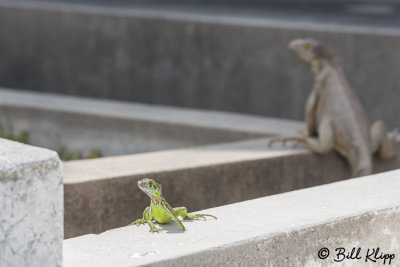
[289,38,333,66]
[138,178,163,199]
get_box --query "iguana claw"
[268,137,306,148]
[186,214,217,220]
[129,219,146,226]
[268,137,284,148]
[284,137,307,148]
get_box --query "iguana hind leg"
[173,207,217,220]
[370,121,396,160]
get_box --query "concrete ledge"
[0,139,63,267]
[63,169,400,266]
[63,137,400,238]
[0,88,301,138]
[0,88,300,157]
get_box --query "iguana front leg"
[147,216,162,233]
[370,121,397,160]
[173,207,217,220]
[279,119,335,154]
[160,202,186,231]
[130,206,162,232]
[130,207,150,225]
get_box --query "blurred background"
[0,0,399,128]
[1,0,400,241]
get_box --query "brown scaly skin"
[270,38,397,177]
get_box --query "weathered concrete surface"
[63,136,400,238]
[0,88,299,156]
[0,1,399,128]
[0,139,63,267]
[64,169,400,266]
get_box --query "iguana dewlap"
[275,38,396,177]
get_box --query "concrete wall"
[63,137,400,238]
[0,139,63,267]
[0,1,399,128]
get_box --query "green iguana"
[270,38,397,177]
[130,178,216,232]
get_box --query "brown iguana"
[270,38,397,177]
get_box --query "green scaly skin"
[129,178,217,232]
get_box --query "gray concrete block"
[0,139,63,267]
[63,169,400,266]
[0,1,399,128]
